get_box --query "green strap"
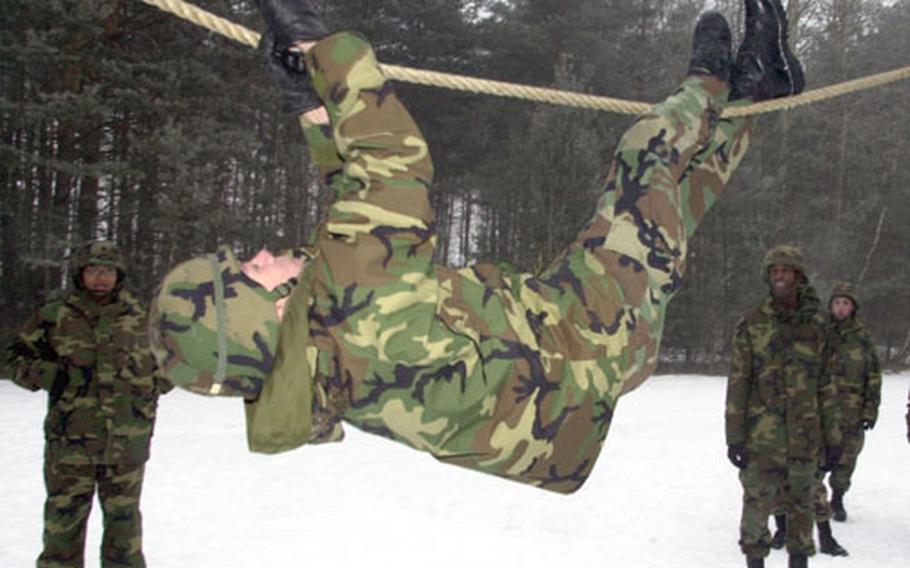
[271,277,299,299]
[208,253,228,384]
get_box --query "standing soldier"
[822,282,882,521]
[725,245,841,568]
[5,240,171,568]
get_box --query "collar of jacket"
[828,313,860,334]
[763,283,820,323]
[65,288,138,319]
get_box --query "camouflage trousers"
[38,460,146,568]
[739,458,817,558]
[809,429,866,520]
[829,428,866,493]
[303,33,752,493]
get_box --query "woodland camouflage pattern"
[823,285,881,494]
[7,243,165,465]
[41,462,147,567]
[150,247,291,399]
[152,32,753,493]
[5,240,166,567]
[726,274,842,557]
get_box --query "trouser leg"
[98,464,146,568]
[739,462,782,558]
[553,78,751,394]
[784,459,817,557]
[38,461,96,568]
[830,430,864,493]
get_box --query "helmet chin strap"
[271,276,299,300]
[208,253,228,392]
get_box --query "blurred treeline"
[2,0,908,372]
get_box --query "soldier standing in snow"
[821,282,882,521]
[5,240,171,568]
[725,245,842,568]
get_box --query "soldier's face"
[830,296,855,320]
[81,264,118,297]
[241,249,304,320]
[768,265,797,299]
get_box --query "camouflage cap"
[829,281,860,310]
[71,240,126,289]
[763,244,810,283]
[149,246,290,399]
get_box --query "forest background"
[2,0,908,373]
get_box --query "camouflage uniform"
[822,285,881,497]
[5,241,169,568]
[725,250,841,559]
[153,32,753,493]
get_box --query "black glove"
[860,418,875,431]
[258,0,329,49]
[821,446,842,472]
[727,443,747,469]
[259,30,322,116]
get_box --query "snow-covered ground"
[2,374,908,568]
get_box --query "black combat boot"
[687,12,733,80]
[770,514,787,549]
[729,0,805,101]
[746,556,765,568]
[818,520,849,556]
[830,489,847,522]
[788,553,808,568]
[258,0,330,48]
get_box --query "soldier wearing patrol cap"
[150,0,801,502]
[5,240,172,568]
[726,245,842,568]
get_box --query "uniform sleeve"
[725,320,751,446]
[860,329,882,423]
[5,309,60,392]
[299,115,343,183]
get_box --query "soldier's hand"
[257,0,328,49]
[860,418,875,431]
[259,30,322,116]
[727,443,747,469]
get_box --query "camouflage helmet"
[149,246,294,399]
[762,244,810,283]
[71,240,125,289]
[829,281,860,311]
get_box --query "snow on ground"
[2,374,908,568]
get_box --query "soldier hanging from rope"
[150,0,802,505]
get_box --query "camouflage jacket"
[725,291,841,462]
[822,315,881,432]
[6,289,167,465]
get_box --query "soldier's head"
[148,246,306,398]
[72,240,125,299]
[762,245,809,301]
[829,281,859,321]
